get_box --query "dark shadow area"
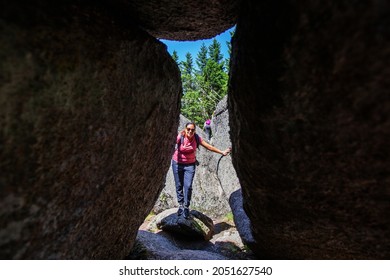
[156,230,213,250]
[214,221,234,234]
[213,241,256,260]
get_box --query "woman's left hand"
[222,148,231,156]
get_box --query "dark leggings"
[172,160,196,208]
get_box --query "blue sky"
[159,26,235,63]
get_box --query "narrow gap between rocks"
[127,28,256,260]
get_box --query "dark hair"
[180,122,196,135]
[185,122,196,129]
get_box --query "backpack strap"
[194,133,200,150]
[178,133,200,150]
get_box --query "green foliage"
[225,30,234,73]
[196,43,208,72]
[224,211,234,222]
[170,35,232,124]
[172,50,179,64]
[181,52,193,75]
[208,39,223,63]
[180,89,204,125]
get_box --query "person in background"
[203,119,212,141]
[172,122,230,219]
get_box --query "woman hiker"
[172,122,231,219]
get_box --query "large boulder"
[229,189,256,249]
[110,0,238,40]
[229,0,390,259]
[155,208,215,241]
[0,4,181,259]
[130,230,228,260]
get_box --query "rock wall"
[154,101,241,218]
[229,0,390,259]
[117,0,239,40]
[0,3,181,259]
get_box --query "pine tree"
[225,29,234,73]
[181,52,195,94]
[175,37,230,124]
[208,39,223,64]
[203,39,228,107]
[172,50,180,65]
[181,52,202,123]
[196,43,208,73]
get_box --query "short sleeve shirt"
[172,134,202,164]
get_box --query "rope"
[216,153,230,199]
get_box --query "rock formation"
[130,230,229,260]
[0,2,181,259]
[228,0,390,259]
[149,208,215,241]
[1,0,389,260]
[229,189,256,249]
[115,0,238,40]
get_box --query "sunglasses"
[186,128,195,132]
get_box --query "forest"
[170,31,233,126]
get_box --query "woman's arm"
[200,140,231,156]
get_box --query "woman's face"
[185,124,196,138]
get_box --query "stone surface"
[229,189,256,249]
[115,0,238,40]
[152,208,215,241]
[0,4,181,259]
[130,230,229,260]
[137,214,254,260]
[229,0,390,259]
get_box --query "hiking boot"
[177,205,184,216]
[183,207,190,219]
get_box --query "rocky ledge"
[129,208,255,260]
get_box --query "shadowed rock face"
[0,4,181,259]
[229,0,390,259]
[110,0,239,40]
